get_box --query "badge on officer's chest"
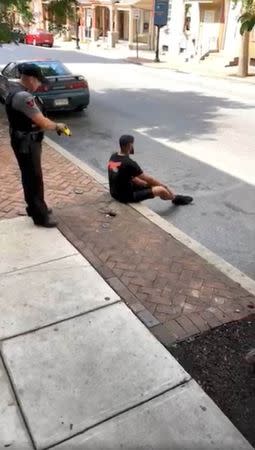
[26,98,35,108]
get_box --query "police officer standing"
[5,63,67,228]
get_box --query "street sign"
[154,0,169,27]
[133,9,141,20]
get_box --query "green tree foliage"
[0,0,33,42]
[0,0,33,25]
[233,0,255,34]
[48,0,76,22]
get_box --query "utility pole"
[154,25,160,62]
[133,9,140,60]
[75,1,80,50]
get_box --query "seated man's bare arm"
[139,173,175,196]
[139,172,163,187]
[132,176,148,187]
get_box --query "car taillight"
[67,80,88,89]
[36,85,49,93]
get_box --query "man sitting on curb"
[108,135,193,205]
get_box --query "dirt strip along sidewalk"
[1,115,254,344]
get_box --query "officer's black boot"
[33,215,58,228]
[27,206,53,217]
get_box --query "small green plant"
[0,23,12,43]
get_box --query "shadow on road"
[84,87,253,144]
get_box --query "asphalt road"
[0,43,255,279]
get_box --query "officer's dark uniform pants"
[11,137,49,224]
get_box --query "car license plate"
[54,99,69,106]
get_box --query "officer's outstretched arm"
[31,112,66,133]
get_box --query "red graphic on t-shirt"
[108,161,122,171]
[26,99,35,108]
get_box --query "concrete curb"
[45,136,255,298]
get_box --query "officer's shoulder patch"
[26,98,35,108]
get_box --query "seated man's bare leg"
[152,186,193,205]
[152,186,173,200]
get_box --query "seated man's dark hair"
[119,135,134,150]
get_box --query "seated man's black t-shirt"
[108,152,143,202]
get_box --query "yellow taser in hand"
[57,126,72,137]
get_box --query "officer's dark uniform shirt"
[6,88,42,133]
[108,152,143,202]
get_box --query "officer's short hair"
[18,63,46,83]
[119,135,134,150]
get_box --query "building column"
[148,8,154,50]
[107,5,118,47]
[128,8,134,48]
[102,7,105,37]
[139,10,143,34]
[218,0,225,50]
[33,0,44,29]
[91,5,98,41]
[190,3,200,41]
[109,6,113,32]
[222,0,231,51]
[189,2,200,58]
[65,16,72,41]
[168,0,185,56]
[114,8,119,34]
[223,0,241,57]
[79,7,85,42]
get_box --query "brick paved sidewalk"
[1,115,254,345]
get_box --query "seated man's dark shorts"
[132,185,154,202]
[113,185,154,203]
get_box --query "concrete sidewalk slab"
[53,380,253,450]
[0,254,120,340]
[2,302,189,449]
[0,217,77,275]
[0,359,33,450]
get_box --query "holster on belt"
[11,130,43,153]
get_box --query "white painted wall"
[168,0,185,56]
[224,0,242,57]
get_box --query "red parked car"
[24,29,54,47]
